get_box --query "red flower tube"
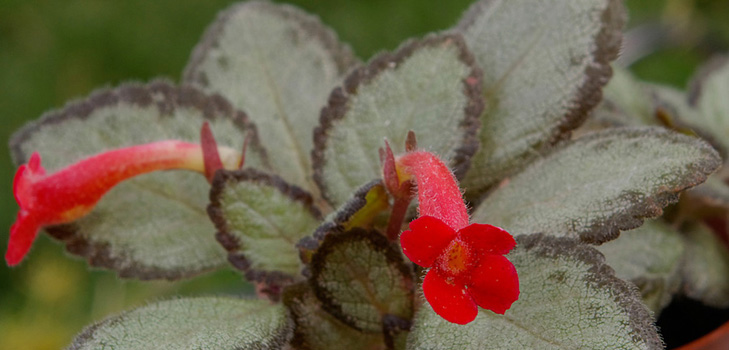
[6,126,243,266]
[395,150,519,324]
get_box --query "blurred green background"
[0,0,728,348]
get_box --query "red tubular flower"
[6,123,243,266]
[396,150,519,324]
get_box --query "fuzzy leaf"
[209,169,322,286]
[407,235,662,350]
[597,220,685,313]
[184,1,357,194]
[283,283,387,350]
[472,127,720,243]
[458,0,626,197]
[9,81,267,279]
[686,57,729,157]
[309,229,414,332]
[68,297,292,350]
[312,34,482,206]
[681,223,729,308]
[587,67,656,129]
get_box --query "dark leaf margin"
[456,0,626,197]
[297,179,387,266]
[183,0,358,87]
[209,168,322,298]
[282,282,387,350]
[308,228,415,333]
[12,81,269,280]
[515,234,663,349]
[575,128,721,244]
[10,80,268,168]
[312,33,483,204]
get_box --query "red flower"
[400,216,518,324]
[388,148,519,324]
[6,123,243,266]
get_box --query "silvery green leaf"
[407,235,662,350]
[457,0,625,197]
[682,57,729,158]
[312,34,482,206]
[597,220,684,313]
[309,229,414,332]
[577,68,651,136]
[10,81,267,279]
[184,1,357,195]
[681,223,729,308]
[283,283,387,350]
[68,297,292,350]
[472,127,720,243]
[209,169,322,288]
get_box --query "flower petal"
[458,223,516,255]
[468,255,519,314]
[400,216,456,267]
[422,269,478,324]
[5,212,41,266]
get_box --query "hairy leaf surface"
[184,0,357,194]
[458,0,625,197]
[473,127,720,243]
[10,81,267,279]
[313,34,482,206]
[209,169,321,284]
[68,297,291,350]
[597,220,684,313]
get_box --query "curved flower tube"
[394,150,519,324]
[6,124,243,266]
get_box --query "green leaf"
[586,67,656,130]
[681,223,729,308]
[309,229,414,332]
[312,33,482,206]
[68,297,292,350]
[283,283,387,350]
[407,235,662,350]
[685,57,729,157]
[184,1,357,195]
[10,81,267,279]
[597,220,685,313]
[472,127,720,243]
[457,0,626,197]
[209,169,322,289]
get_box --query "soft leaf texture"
[283,283,386,350]
[312,33,482,206]
[597,220,685,313]
[209,169,322,284]
[309,229,414,332]
[473,127,720,243]
[457,0,625,197]
[9,81,267,279]
[407,235,662,350]
[685,57,729,157]
[184,0,357,194]
[681,223,729,308]
[68,297,292,350]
